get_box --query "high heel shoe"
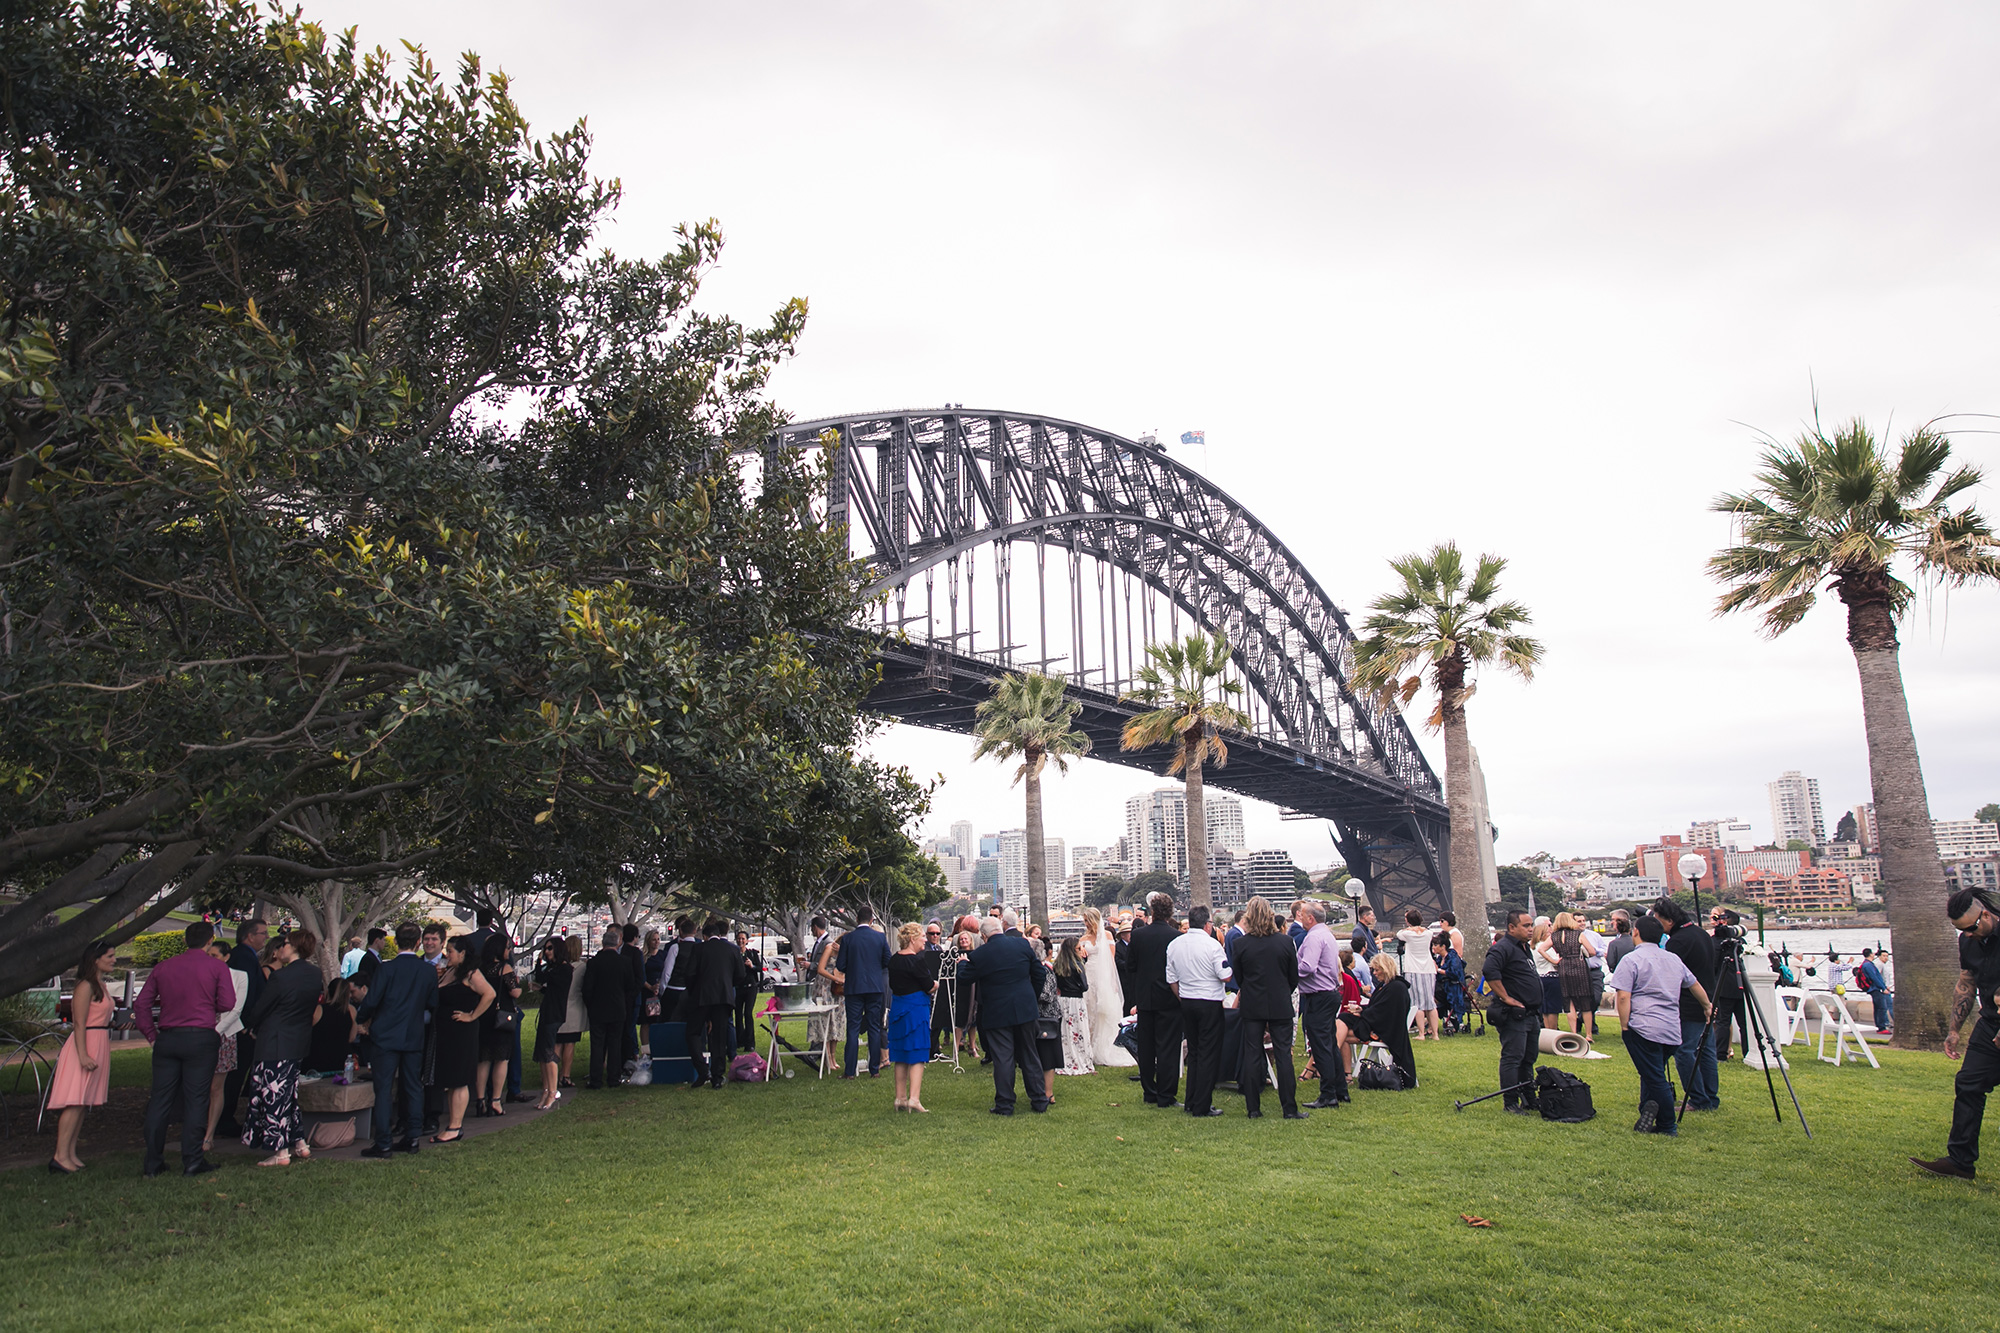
[893,1097,908,1112]
[907,1102,929,1113]
[48,1159,78,1175]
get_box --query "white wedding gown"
[1082,933,1135,1066]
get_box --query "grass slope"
[4,1016,1994,1332]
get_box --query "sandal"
[292,1141,311,1160]
[487,1098,505,1116]
[431,1129,464,1144]
[257,1152,291,1168]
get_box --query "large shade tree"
[1120,633,1248,911]
[1351,543,1541,959]
[0,0,898,995]
[971,672,1089,930]
[1710,416,2000,1047]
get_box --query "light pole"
[1344,877,1367,925]
[1677,851,1708,920]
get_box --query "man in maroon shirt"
[134,921,235,1177]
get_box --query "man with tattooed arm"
[1911,888,2000,1180]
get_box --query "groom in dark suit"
[1128,891,1184,1108]
[956,910,1050,1114]
[356,922,438,1158]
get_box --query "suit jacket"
[835,925,892,996]
[956,931,1045,1030]
[1128,920,1181,1012]
[581,948,630,1025]
[1231,932,1299,1022]
[229,941,267,1015]
[242,958,323,1066]
[620,943,645,1007]
[355,952,439,1052]
[688,937,746,1007]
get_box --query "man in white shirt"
[1165,904,1231,1118]
[339,936,368,978]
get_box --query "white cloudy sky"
[314,1,2000,868]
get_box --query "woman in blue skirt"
[886,922,939,1112]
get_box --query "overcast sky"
[313,1,2000,868]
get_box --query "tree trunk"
[1841,583,1954,1048]
[1438,656,1492,960]
[1185,747,1210,911]
[1025,750,1048,930]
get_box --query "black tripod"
[1681,938,1810,1138]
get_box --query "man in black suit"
[213,917,269,1137]
[1231,897,1307,1120]
[1128,892,1184,1109]
[619,923,646,1075]
[581,929,631,1089]
[956,910,1050,1114]
[685,918,746,1088]
[356,922,439,1157]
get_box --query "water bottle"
[343,1054,356,1082]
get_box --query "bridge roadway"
[867,639,1451,917]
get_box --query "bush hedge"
[128,931,189,967]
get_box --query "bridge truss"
[770,408,1453,920]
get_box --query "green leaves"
[1351,542,1542,730]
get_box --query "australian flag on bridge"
[1179,430,1204,446]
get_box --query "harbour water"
[1753,925,1903,987]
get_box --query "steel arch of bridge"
[770,408,1451,919]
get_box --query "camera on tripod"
[1715,922,1747,943]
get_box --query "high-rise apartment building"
[1045,838,1067,884]
[1767,771,1824,848]
[1853,803,1878,853]
[1126,788,1187,881]
[979,834,1000,859]
[997,829,1027,910]
[1071,845,1101,873]
[1934,819,2000,860]
[951,820,975,862]
[972,858,998,898]
[1688,818,1756,851]
[1204,794,1246,851]
[1243,849,1299,904]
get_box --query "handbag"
[490,1006,520,1034]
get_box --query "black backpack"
[1534,1066,1596,1122]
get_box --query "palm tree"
[1710,416,2000,1048]
[1351,543,1542,960]
[971,672,1091,930]
[1119,632,1251,911]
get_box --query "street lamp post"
[1677,852,1708,920]
[1344,877,1367,924]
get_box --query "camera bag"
[1534,1066,1595,1122]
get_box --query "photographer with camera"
[1611,917,1713,1135]
[1708,909,1747,1060]
[1654,898,1720,1113]
[1911,889,2000,1180]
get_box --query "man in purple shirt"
[134,921,235,1177]
[1293,902,1349,1109]
[1609,916,1713,1136]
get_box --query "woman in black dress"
[1336,952,1417,1089]
[532,936,572,1111]
[305,976,357,1074]
[475,934,521,1118]
[432,937,495,1143]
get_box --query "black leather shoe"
[1306,1097,1342,1109]
[1190,1107,1224,1117]
[1154,1100,1179,1110]
[1245,1110,1264,1119]
[1504,1103,1537,1116]
[142,1164,166,1178]
[360,1145,395,1159]
[394,1138,420,1154]
[184,1159,221,1177]
[507,1092,534,1104]
[1911,1156,1976,1180]
[989,1106,1013,1116]
[1284,1110,1310,1120]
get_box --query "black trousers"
[218,1029,254,1128]
[588,1019,625,1087]
[622,1000,640,1069]
[1948,1018,2000,1171]
[143,1027,220,1172]
[1136,1007,1184,1105]
[372,1047,425,1150]
[1240,1016,1298,1116]
[1714,994,1748,1057]
[981,1021,1048,1113]
[1179,999,1224,1114]
[695,1004,734,1084]
[735,990,760,1051]
[1299,991,1348,1103]
[1497,1011,1541,1107]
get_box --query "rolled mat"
[1538,1029,1591,1057]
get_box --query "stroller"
[1435,949,1471,1035]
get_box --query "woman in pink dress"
[48,940,116,1174]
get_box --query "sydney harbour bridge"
[770,408,1452,919]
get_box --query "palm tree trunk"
[1438,667,1492,960]
[1185,747,1210,910]
[1843,589,1953,1048]
[1024,753,1048,930]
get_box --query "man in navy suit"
[356,922,438,1158]
[957,910,1050,1115]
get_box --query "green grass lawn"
[5,1014,1996,1332]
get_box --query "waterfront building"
[1853,803,1879,853]
[1205,795,1247,851]
[1126,789,1187,881]
[997,829,1026,910]
[1933,819,2000,860]
[1737,865,1853,914]
[1767,771,1824,848]
[1688,818,1756,851]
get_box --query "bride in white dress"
[1080,908,1135,1066]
